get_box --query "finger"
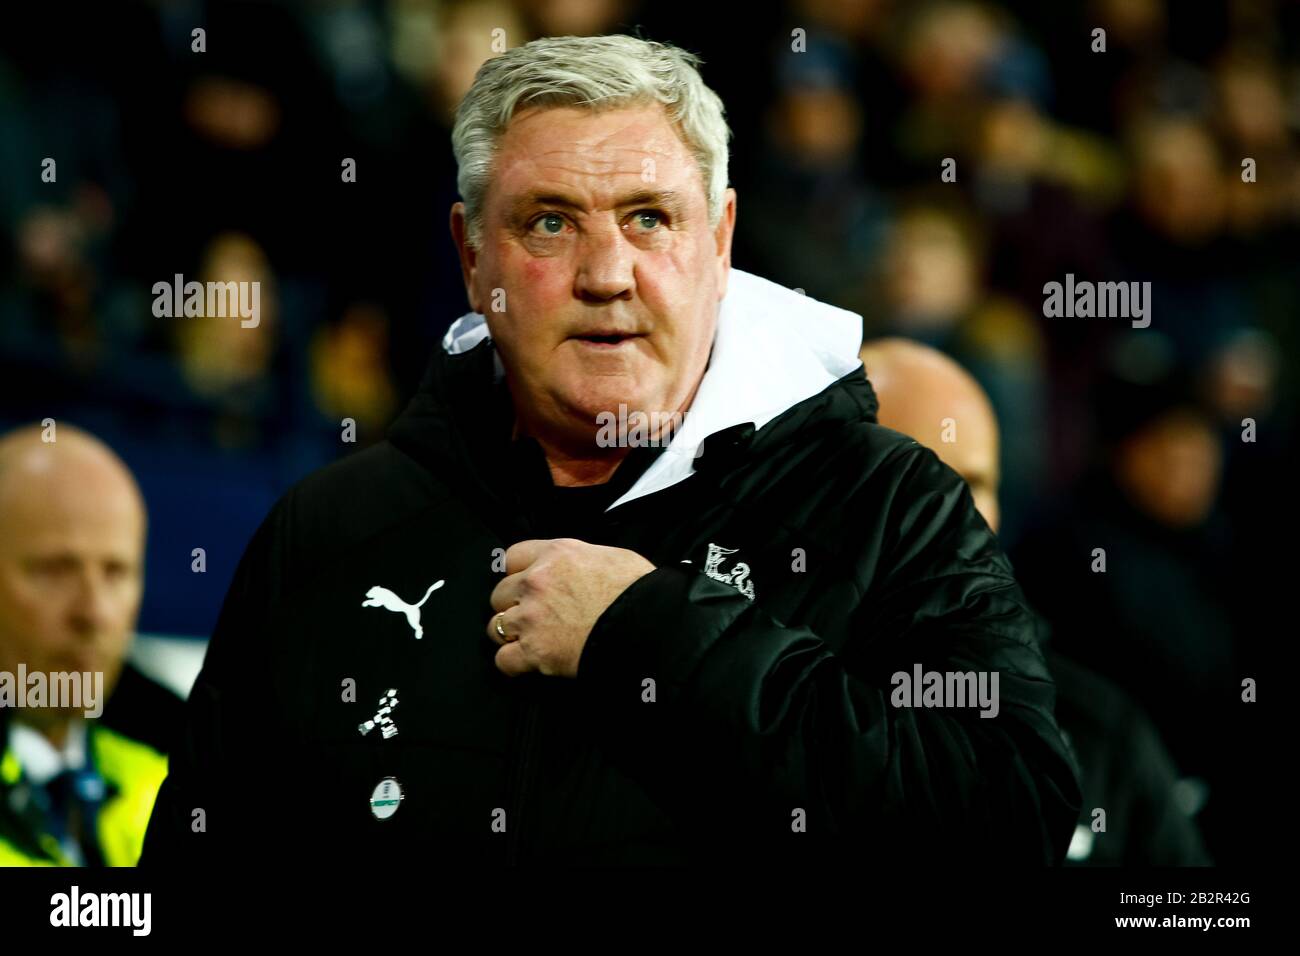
[485,607,518,646]
[503,539,551,575]
[495,640,534,677]
[489,571,524,613]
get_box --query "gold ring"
[495,612,512,642]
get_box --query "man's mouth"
[571,331,645,348]
[57,654,99,673]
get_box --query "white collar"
[8,720,88,786]
[441,268,864,510]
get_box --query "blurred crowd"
[1,0,1293,865]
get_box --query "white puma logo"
[361,581,444,639]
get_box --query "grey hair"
[451,34,731,246]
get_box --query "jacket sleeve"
[576,443,1082,863]
[140,503,290,865]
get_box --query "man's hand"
[486,538,656,678]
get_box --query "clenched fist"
[486,538,656,677]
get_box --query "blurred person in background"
[1110,112,1270,397]
[1016,0,1170,136]
[870,200,1047,546]
[371,0,533,392]
[427,0,532,123]
[0,423,180,866]
[1213,48,1298,240]
[0,5,142,377]
[515,0,640,43]
[1011,335,1250,861]
[862,336,1211,865]
[172,233,281,451]
[893,1,1008,176]
[736,32,889,317]
[309,301,400,432]
[860,337,1001,532]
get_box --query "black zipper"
[428,357,684,864]
[500,499,543,866]
[502,471,635,864]
[425,353,546,865]
[505,693,541,865]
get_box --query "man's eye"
[27,558,74,578]
[629,210,664,231]
[530,213,567,236]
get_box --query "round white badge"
[369,776,404,820]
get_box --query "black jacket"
[143,285,1079,866]
[1048,652,1210,866]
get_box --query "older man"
[143,35,1078,865]
[0,424,170,865]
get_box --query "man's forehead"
[502,187,691,222]
[0,513,145,563]
[0,467,145,555]
[492,105,701,196]
[504,103,684,152]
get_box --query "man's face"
[863,344,1002,533]
[892,400,1000,533]
[1115,410,1222,528]
[939,414,1001,534]
[0,449,145,728]
[452,104,736,450]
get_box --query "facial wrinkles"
[466,106,725,467]
[495,148,705,340]
[533,109,681,173]
[496,112,698,229]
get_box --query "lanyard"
[26,742,110,866]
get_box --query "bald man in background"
[860,338,1002,533]
[0,423,176,865]
[861,338,1210,865]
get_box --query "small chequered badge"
[358,688,399,739]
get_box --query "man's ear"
[450,202,483,313]
[714,188,737,299]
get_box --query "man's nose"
[574,224,634,302]
[67,567,115,638]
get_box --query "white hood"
[440,268,864,510]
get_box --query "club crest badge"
[702,543,755,601]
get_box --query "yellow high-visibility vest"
[0,725,167,866]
